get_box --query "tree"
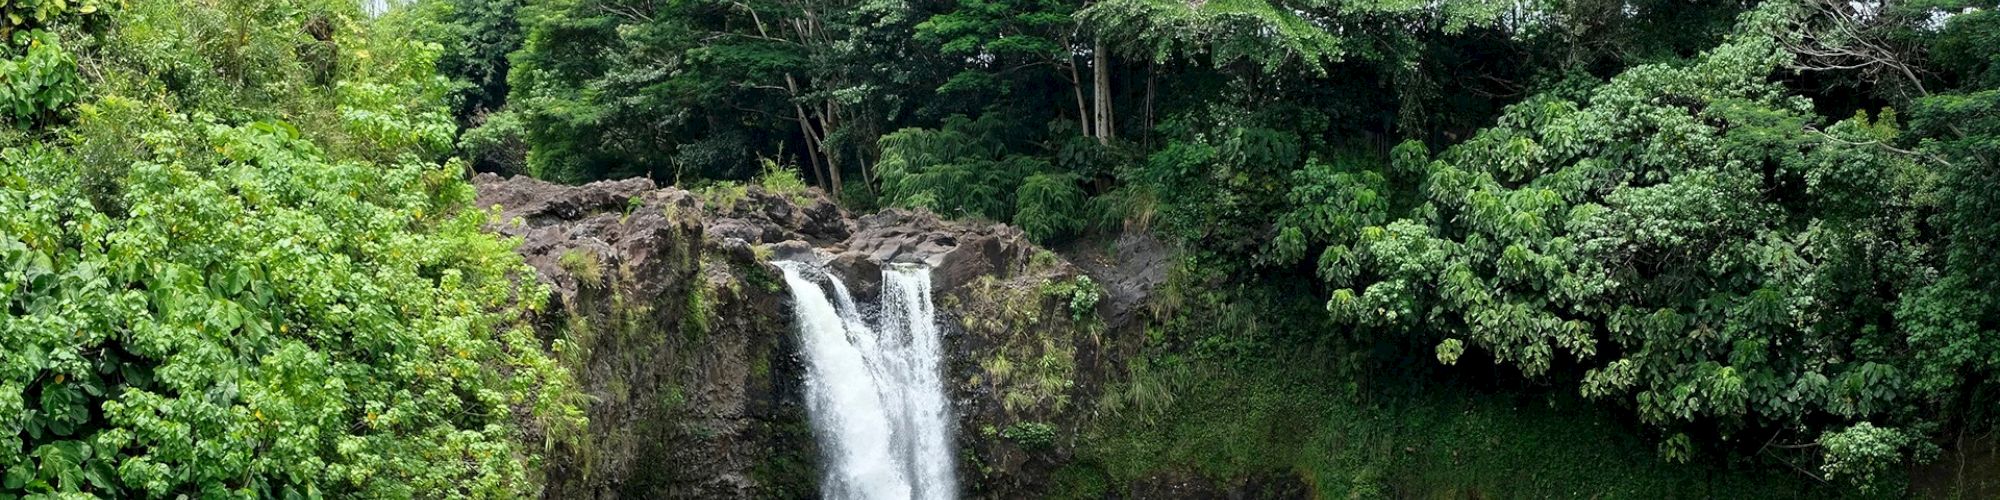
[1313,3,1963,480]
[423,0,528,125]
[1778,0,2000,436]
[499,0,923,195]
[1897,5,2000,435]
[917,0,1115,142]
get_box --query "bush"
[755,158,813,206]
[0,31,84,126]
[559,249,605,288]
[0,2,579,496]
[0,119,578,497]
[1001,421,1060,451]
[1819,423,1916,491]
[458,109,528,174]
[1041,275,1103,323]
[876,115,1041,221]
[839,179,879,212]
[1322,5,1964,470]
[1013,173,1086,243]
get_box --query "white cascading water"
[776,262,956,500]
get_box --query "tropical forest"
[2,0,1998,498]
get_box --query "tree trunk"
[825,152,844,201]
[784,73,829,191]
[792,108,826,189]
[1066,53,1091,137]
[821,101,844,200]
[1092,38,1114,144]
[1145,60,1156,147]
[860,127,881,196]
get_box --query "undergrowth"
[1072,350,1837,498]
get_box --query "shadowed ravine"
[777,262,957,500]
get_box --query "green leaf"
[82,459,114,491]
[4,465,31,489]
[31,441,84,491]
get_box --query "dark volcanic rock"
[473,173,659,229]
[701,185,852,245]
[475,174,1138,500]
[1065,231,1170,332]
[474,174,814,500]
[829,208,1039,301]
[475,173,703,304]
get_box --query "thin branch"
[595,3,654,24]
[1806,126,1955,168]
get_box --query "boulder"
[701,185,852,245]
[833,208,1038,299]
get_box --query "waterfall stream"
[777,262,956,500]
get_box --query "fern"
[1013,173,1087,243]
[876,115,1043,221]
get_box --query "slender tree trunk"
[853,120,877,194]
[825,149,844,200]
[784,73,829,191]
[860,126,881,195]
[795,106,827,188]
[1092,37,1114,144]
[820,100,844,200]
[1144,59,1156,149]
[858,155,874,189]
[1066,55,1091,136]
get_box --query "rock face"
[474,174,1121,499]
[1066,232,1171,332]
[474,174,815,499]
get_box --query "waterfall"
[878,265,955,500]
[777,262,956,500]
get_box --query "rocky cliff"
[474,174,815,498]
[473,174,1125,498]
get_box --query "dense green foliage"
[1319,6,1956,476]
[875,115,1043,222]
[413,0,2000,492]
[2,1,577,497]
[4,0,1997,496]
[475,0,929,189]
[1903,7,2000,439]
[1076,351,1824,498]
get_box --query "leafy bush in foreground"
[1,115,578,498]
[1,1,580,497]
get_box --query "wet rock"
[765,239,816,263]
[836,209,1037,297]
[473,174,813,500]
